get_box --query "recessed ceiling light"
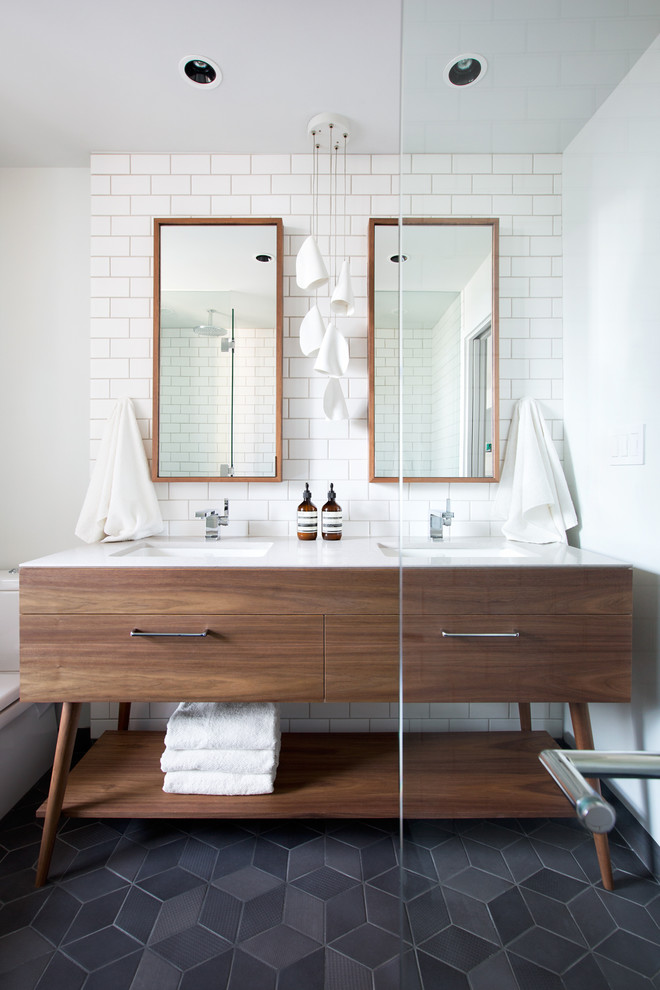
[443,53,487,88]
[179,55,222,89]
[390,254,408,263]
[255,254,273,263]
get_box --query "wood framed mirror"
[153,218,283,482]
[369,217,499,483]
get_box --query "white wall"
[0,168,90,569]
[563,37,660,845]
[88,150,567,738]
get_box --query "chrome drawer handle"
[130,629,209,638]
[441,631,520,638]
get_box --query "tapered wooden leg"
[569,702,614,891]
[518,702,532,732]
[35,702,82,887]
[117,702,131,731]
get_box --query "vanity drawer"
[402,613,632,703]
[20,614,323,702]
[325,615,399,701]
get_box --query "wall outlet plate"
[608,424,645,466]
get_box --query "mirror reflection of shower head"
[193,308,228,337]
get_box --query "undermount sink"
[377,542,532,559]
[112,541,273,560]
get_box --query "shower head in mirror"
[193,309,228,337]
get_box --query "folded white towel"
[160,742,280,775]
[163,769,276,795]
[164,702,280,752]
[493,397,578,544]
[75,396,164,543]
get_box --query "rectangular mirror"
[153,218,282,482]
[369,218,499,483]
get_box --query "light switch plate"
[608,424,645,466]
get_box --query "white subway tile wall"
[88,152,563,738]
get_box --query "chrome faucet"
[195,502,229,539]
[430,499,454,541]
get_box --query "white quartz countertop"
[18,536,630,571]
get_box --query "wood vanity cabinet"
[20,560,632,888]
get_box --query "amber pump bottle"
[297,483,318,540]
[321,484,342,541]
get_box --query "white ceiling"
[2,0,660,166]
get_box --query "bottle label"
[322,510,343,534]
[297,510,318,533]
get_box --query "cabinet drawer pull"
[130,629,209,638]
[441,631,520,638]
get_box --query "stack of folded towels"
[161,701,280,795]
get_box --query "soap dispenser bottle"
[297,483,318,541]
[321,484,342,541]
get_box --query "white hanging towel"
[75,396,164,543]
[493,396,578,544]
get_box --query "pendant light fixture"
[296,113,352,420]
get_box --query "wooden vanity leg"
[35,701,82,887]
[518,702,532,732]
[117,702,131,730]
[569,701,614,891]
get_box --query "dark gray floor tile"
[417,948,470,989]
[62,886,128,945]
[595,953,658,990]
[0,843,41,878]
[490,886,535,944]
[34,950,87,990]
[129,947,181,990]
[603,872,660,906]
[365,884,406,938]
[212,836,256,880]
[61,866,128,903]
[283,885,324,941]
[188,821,254,851]
[407,886,451,942]
[522,888,588,946]
[531,837,591,881]
[569,886,618,947]
[178,837,217,880]
[58,822,121,851]
[238,885,286,940]
[105,838,148,881]
[0,823,44,852]
[252,838,289,880]
[325,835,362,879]
[500,837,543,882]
[404,820,454,848]
[227,948,277,990]
[64,924,142,972]
[529,821,590,851]
[1,954,51,990]
[462,821,522,850]
[326,883,367,942]
[369,866,435,901]
[179,951,233,990]
[278,946,325,990]
[330,822,390,848]
[596,928,660,977]
[0,926,54,975]
[430,836,469,880]
[521,867,588,903]
[292,864,358,900]
[507,951,565,990]
[400,841,437,880]
[61,839,122,877]
[154,924,231,970]
[240,922,320,969]
[0,888,51,937]
[115,885,161,944]
[286,835,325,880]
[563,952,618,990]
[330,921,401,969]
[374,949,423,990]
[360,836,398,880]
[198,885,242,942]
[508,926,588,974]
[148,885,206,943]
[419,924,499,972]
[598,888,660,944]
[325,947,372,990]
[463,838,513,881]
[31,887,81,945]
[125,820,186,850]
[443,887,499,944]
[444,866,513,902]
[262,822,320,848]
[214,864,281,900]
[82,950,142,990]
[469,949,520,990]
[137,865,203,901]
[135,838,187,880]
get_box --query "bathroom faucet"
[430,499,454,541]
[195,502,229,539]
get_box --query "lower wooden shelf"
[37,730,573,822]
